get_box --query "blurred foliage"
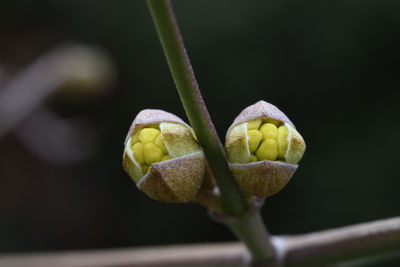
[0,1,399,266]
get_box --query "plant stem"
[3,216,400,266]
[278,216,400,266]
[146,0,275,262]
[146,0,246,216]
[226,209,275,262]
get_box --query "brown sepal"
[229,161,297,198]
[228,100,295,134]
[124,109,190,145]
[137,152,205,203]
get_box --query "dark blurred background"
[0,0,399,264]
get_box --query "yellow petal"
[260,123,278,140]
[277,126,289,159]
[247,130,262,153]
[144,143,164,165]
[247,119,262,130]
[256,139,278,161]
[132,142,145,165]
[139,128,161,144]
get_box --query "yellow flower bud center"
[259,123,277,139]
[256,139,278,161]
[246,120,289,163]
[139,128,161,144]
[131,125,173,174]
[132,130,140,144]
[144,143,164,164]
[277,125,289,158]
[247,130,262,153]
[132,142,145,165]
[155,134,168,154]
[247,119,262,130]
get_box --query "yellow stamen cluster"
[247,119,289,162]
[131,126,171,173]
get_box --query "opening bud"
[123,109,205,203]
[225,101,306,198]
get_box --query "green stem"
[146,0,246,216]
[209,199,275,263]
[146,0,275,262]
[226,210,275,262]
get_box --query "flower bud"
[123,109,205,203]
[225,101,306,198]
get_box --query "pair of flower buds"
[122,101,306,203]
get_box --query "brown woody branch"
[1,216,399,267]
